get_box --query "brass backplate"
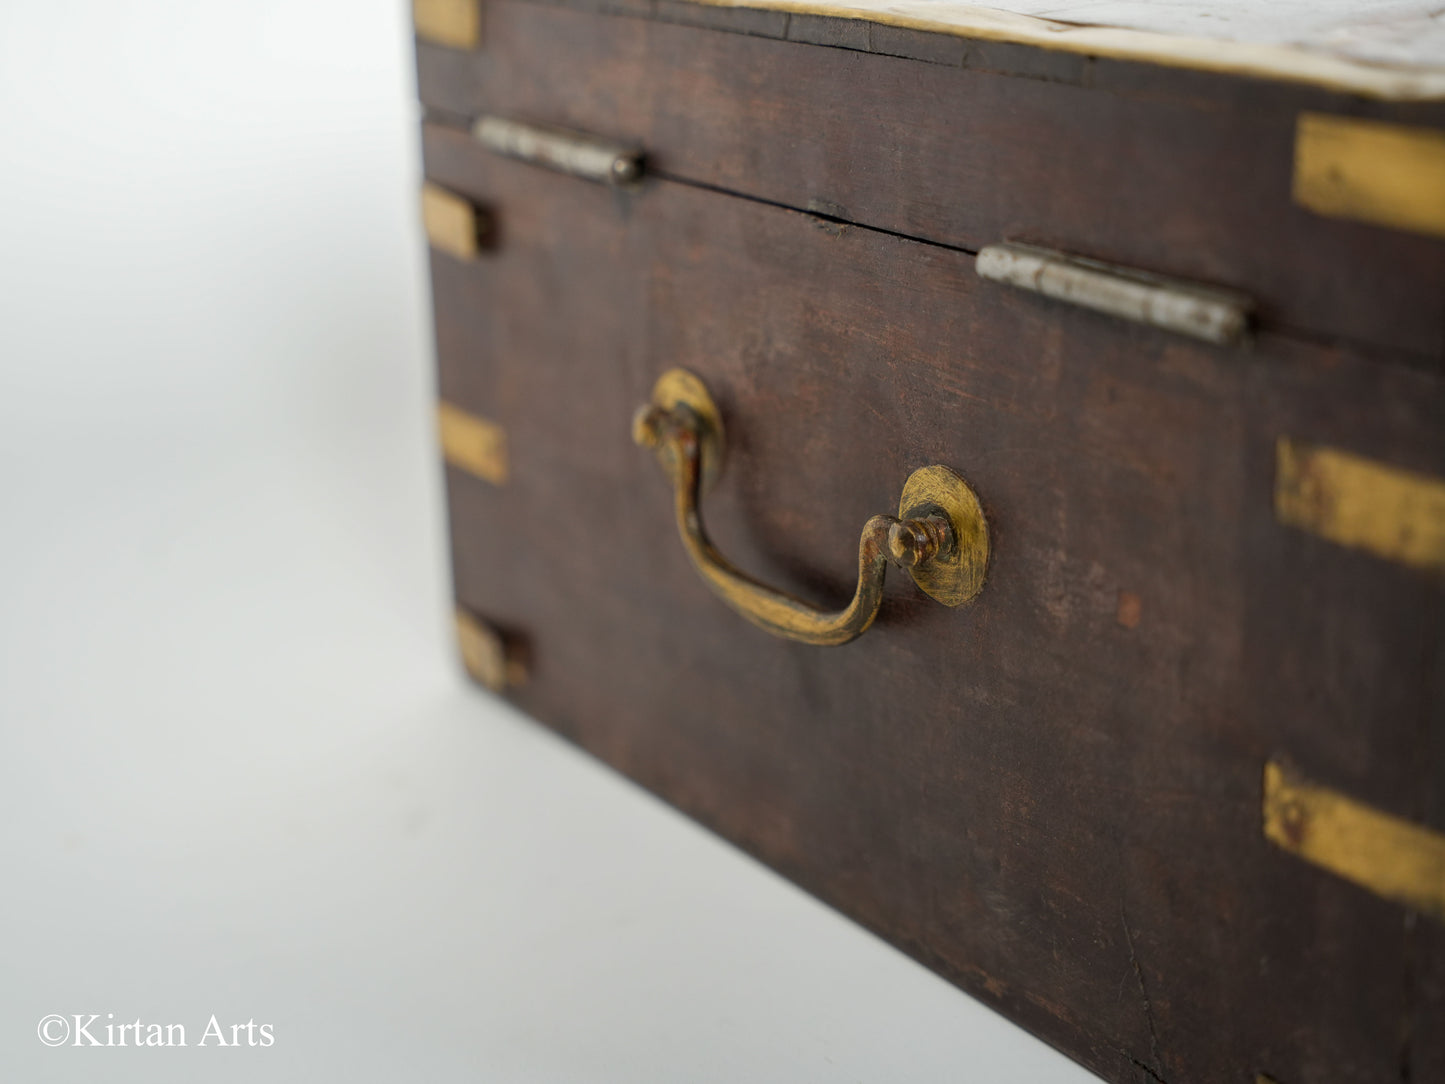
[899,465,989,607]
[648,368,724,494]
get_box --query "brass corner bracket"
[1263,759,1445,922]
[455,609,527,692]
[413,0,481,50]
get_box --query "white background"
[0,2,1098,1079]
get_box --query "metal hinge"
[976,242,1253,346]
[473,115,644,187]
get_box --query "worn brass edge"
[1274,437,1445,574]
[1263,760,1445,922]
[438,401,508,485]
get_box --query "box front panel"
[422,116,1445,1084]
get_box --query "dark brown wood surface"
[421,112,1445,1083]
[417,0,1445,367]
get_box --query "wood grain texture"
[421,123,1445,1083]
[416,1,1445,366]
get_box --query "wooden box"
[413,2,1445,1079]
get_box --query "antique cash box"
[412,2,1445,1080]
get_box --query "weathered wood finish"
[422,111,1445,1081]
[417,0,1445,365]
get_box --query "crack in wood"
[1121,900,1164,1081]
[1126,1054,1167,1084]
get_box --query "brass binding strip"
[1275,438,1445,574]
[975,242,1252,345]
[1293,113,1445,241]
[438,402,508,485]
[413,0,481,49]
[1263,761,1445,922]
[455,609,526,692]
[421,182,487,261]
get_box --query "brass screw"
[887,514,954,568]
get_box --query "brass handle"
[632,370,989,646]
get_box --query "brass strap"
[1264,761,1445,922]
